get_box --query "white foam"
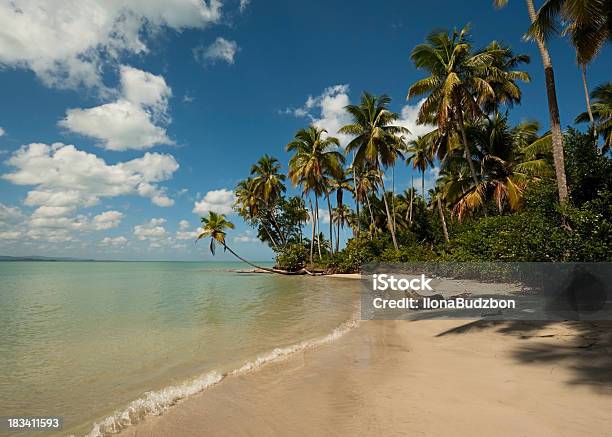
[86,314,360,436]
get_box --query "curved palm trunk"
[580,64,597,140]
[325,191,334,254]
[377,161,399,250]
[352,153,360,239]
[437,197,450,243]
[262,224,279,250]
[525,0,569,204]
[221,243,314,276]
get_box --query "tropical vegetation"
[198,6,611,272]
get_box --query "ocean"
[0,261,359,436]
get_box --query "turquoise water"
[0,262,358,436]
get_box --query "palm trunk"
[525,0,569,204]
[378,161,399,250]
[391,165,397,235]
[262,224,279,250]
[580,63,597,140]
[352,153,360,238]
[456,108,479,186]
[315,196,322,258]
[268,209,286,246]
[437,197,450,243]
[365,193,376,238]
[408,176,414,224]
[309,198,315,264]
[421,170,425,200]
[221,243,313,275]
[336,190,343,253]
[325,191,334,254]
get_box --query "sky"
[0,0,609,261]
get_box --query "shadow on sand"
[436,320,612,394]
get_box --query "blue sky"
[0,0,609,261]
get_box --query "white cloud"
[397,98,435,142]
[193,188,236,215]
[194,37,239,65]
[134,218,167,241]
[101,236,128,247]
[0,202,24,240]
[179,219,190,230]
[0,0,223,90]
[91,210,123,230]
[286,84,352,147]
[0,202,23,223]
[239,0,251,13]
[0,127,5,136]
[59,66,173,151]
[0,230,21,240]
[3,143,179,209]
[233,230,258,243]
[175,220,198,240]
[307,208,330,224]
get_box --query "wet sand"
[123,319,612,437]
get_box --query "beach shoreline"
[122,318,612,437]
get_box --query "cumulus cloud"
[193,189,236,215]
[59,66,173,151]
[0,0,223,90]
[23,209,124,242]
[91,210,123,230]
[397,98,435,141]
[134,218,167,240]
[194,37,239,65]
[101,236,128,247]
[0,127,5,136]
[0,202,24,240]
[233,230,258,243]
[3,143,179,208]
[174,219,198,240]
[284,84,352,147]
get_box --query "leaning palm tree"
[527,0,609,134]
[235,177,279,249]
[406,135,434,199]
[576,82,612,153]
[339,92,408,250]
[494,0,569,204]
[286,126,344,261]
[429,186,450,243]
[197,212,312,275]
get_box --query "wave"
[86,312,360,437]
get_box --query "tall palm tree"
[352,164,380,236]
[406,135,434,199]
[408,26,530,189]
[528,0,609,134]
[329,168,353,252]
[339,92,408,250]
[494,0,569,204]
[429,186,450,243]
[235,177,279,249]
[331,204,352,251]
[576,82,612,152]
[250,155,287,245]
[286,126,344,261]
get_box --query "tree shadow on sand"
[435,319,612,394]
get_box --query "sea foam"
[86,313,359,436]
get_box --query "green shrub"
[275,243,308,272]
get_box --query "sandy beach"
[123,318,612,437]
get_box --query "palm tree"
[250,155,287,245]
[331,204,352,251]
[408,26,530,189]
[235,177,279,249]
[429,186,450,243]
[576,82,612,153]
[440,116,554,220]
[339,92,408,250]
[286,126,344,261]
[528,0,609,134]
[352,164,380,236]
[406,135,434,199]
[494,0,569,204]
[329,168,354,252]
[197,212,272,271]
